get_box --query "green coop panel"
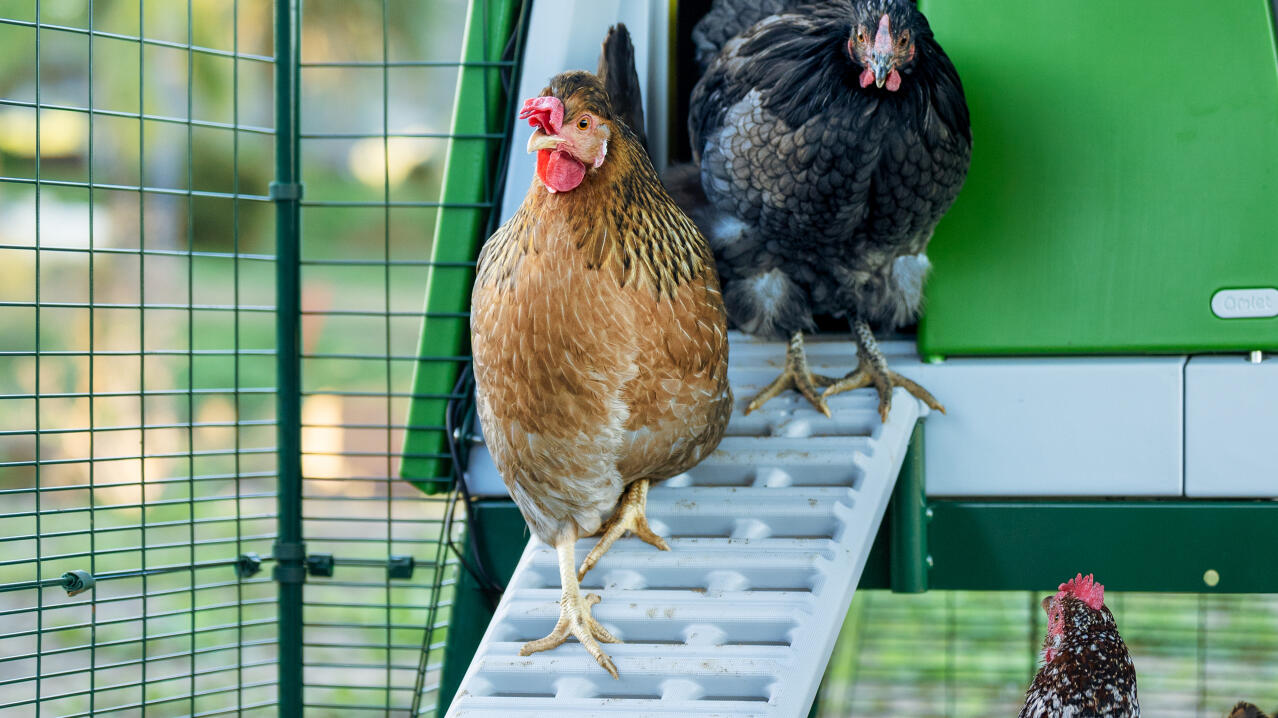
[917,0,1278,356]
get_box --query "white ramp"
[448,334,927,717]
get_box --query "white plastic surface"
[1184,354,1278,498]
[894,355,1186,497]
[447,333,924,717]
[498,0,670,223]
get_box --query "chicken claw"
[578,478,667,581]
[823,318,945,422]
[521,528,622,678]
[520,591,621,678]
[745,331,838,416]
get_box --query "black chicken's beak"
[870,54,893,89]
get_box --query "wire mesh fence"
[0,0,522,715]
[291,0,522,714]
[1,0,280,715]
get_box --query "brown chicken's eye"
[577,116,590,130]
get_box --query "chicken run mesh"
[2,1,1277,718]
[0,0,524,715]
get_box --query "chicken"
[686,0,970,419]
[1020,574,1139,717]
[1230,703,1275,718]
[469,48,732,676]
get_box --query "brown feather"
[471,71,731,543]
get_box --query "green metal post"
[890,426,929,593]
[272,1,305,716]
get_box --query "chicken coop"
[2,0,1277,717]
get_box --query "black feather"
[597,24,648,155]
[691,0,804,71]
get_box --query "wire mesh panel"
[0,0,521,715]
[292,0,524,715]
[0,0,280,715]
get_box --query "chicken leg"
[745,330,838,416]
[578,478,668,581]
[520,525,622,678]
[822,317,945,422]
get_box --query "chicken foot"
[745,330,838,417]
[577,478,668,582]
[822,318,946,422]
[520,525,622,678]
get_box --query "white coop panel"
[896,355,1186,497]
[1184,354,1278,498]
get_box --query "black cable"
[443,363,505,609]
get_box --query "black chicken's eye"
[577,116,590,130]
[897,31,909,48]
[857,28,868,43]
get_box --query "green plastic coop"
[2,0,1276,716]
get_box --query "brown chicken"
[469,64,732,676]
[1020,574,1139,717]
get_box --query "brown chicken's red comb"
[1056,573,1105,610]
[519,96,564,135]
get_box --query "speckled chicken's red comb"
[1056,573,1105,610]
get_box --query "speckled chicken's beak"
[527,129,564,153]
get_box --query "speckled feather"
[1020,595,1140,718]
[1230,702,1275,718]
[688,0,970,338]
[471,72,732,543]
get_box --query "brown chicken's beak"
[527,129,564,153]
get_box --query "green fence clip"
[61,570,95,597]
[236,553,262,579]
[268,181,304,201]
[306,553,335,578]
[273,541,308,584]
[387,555,415,580]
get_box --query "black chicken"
[685,0,970,419]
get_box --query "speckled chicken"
[469,38,731,676]
[686,0,970,419]
[1229,702,1275,718]
[1020,574,1140,717]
